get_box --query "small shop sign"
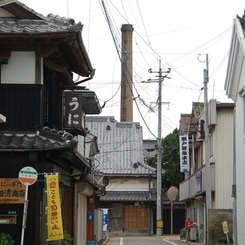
[0,178,25,204]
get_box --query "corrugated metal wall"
[214,108,233,209]
[0,84,43,130]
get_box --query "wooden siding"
[124,204,149,230]
[0,84,43,130]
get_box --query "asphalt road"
[104,235,192,245]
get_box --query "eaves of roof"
[100,191,157,202]
[100,191,185,205]
[0,127,95,172]
[0,1,94,78]
[86,173,106,194]
[0,128,76,151]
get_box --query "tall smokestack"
[120,24,134,122]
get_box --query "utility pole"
[149,60,171,236]
[203,54,211,242]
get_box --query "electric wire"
[99,0,159,138]
[209,51,229,79]
[97,0,232,139]
[86,0,92,54]
[98,1,194,136]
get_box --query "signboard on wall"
[179,132,190,172]
[63,92,83,129]
[0,178,25,204]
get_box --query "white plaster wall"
[1,51,36,84]
[107,178,149,191]
[235,95,245,242]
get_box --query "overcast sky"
[21,0,245,139]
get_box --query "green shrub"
[0,233,15,245]
[61,232,73,245]
[208,215,231,245]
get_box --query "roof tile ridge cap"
[46,13,80,28]
[140,162,156,171]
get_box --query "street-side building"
[85,116,157,235]
[0,1,104,244]
[225,13,245,245]
[179,100,234,243]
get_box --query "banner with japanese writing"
[46,174,64,241]
[0,178,25,204]
[179,132,190,172]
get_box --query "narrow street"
[104,235,199,245]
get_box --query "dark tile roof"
[100,191,157,202]
[100,191,185,205]
[0,1,81,33]
[0,127,76,150]
[0,0,94,78]
[85,116,156,175]
[0,15,82,34]
[0,18,71,33]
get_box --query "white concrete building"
[179,100,234,243]
[225,13,245,245]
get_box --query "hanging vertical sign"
[179,132,190,172]
[46,174,64,241]
[63,92,83,129]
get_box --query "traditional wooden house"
[0,1,104,244]
[85,116,157,235]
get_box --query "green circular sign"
[18,166,38,185]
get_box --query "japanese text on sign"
[0,178,25,204]
[46,174,63,241]
[179,133,190,172]
[64,92,82,128]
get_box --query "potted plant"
[0,233,15,245]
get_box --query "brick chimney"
[120,24,134,122]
